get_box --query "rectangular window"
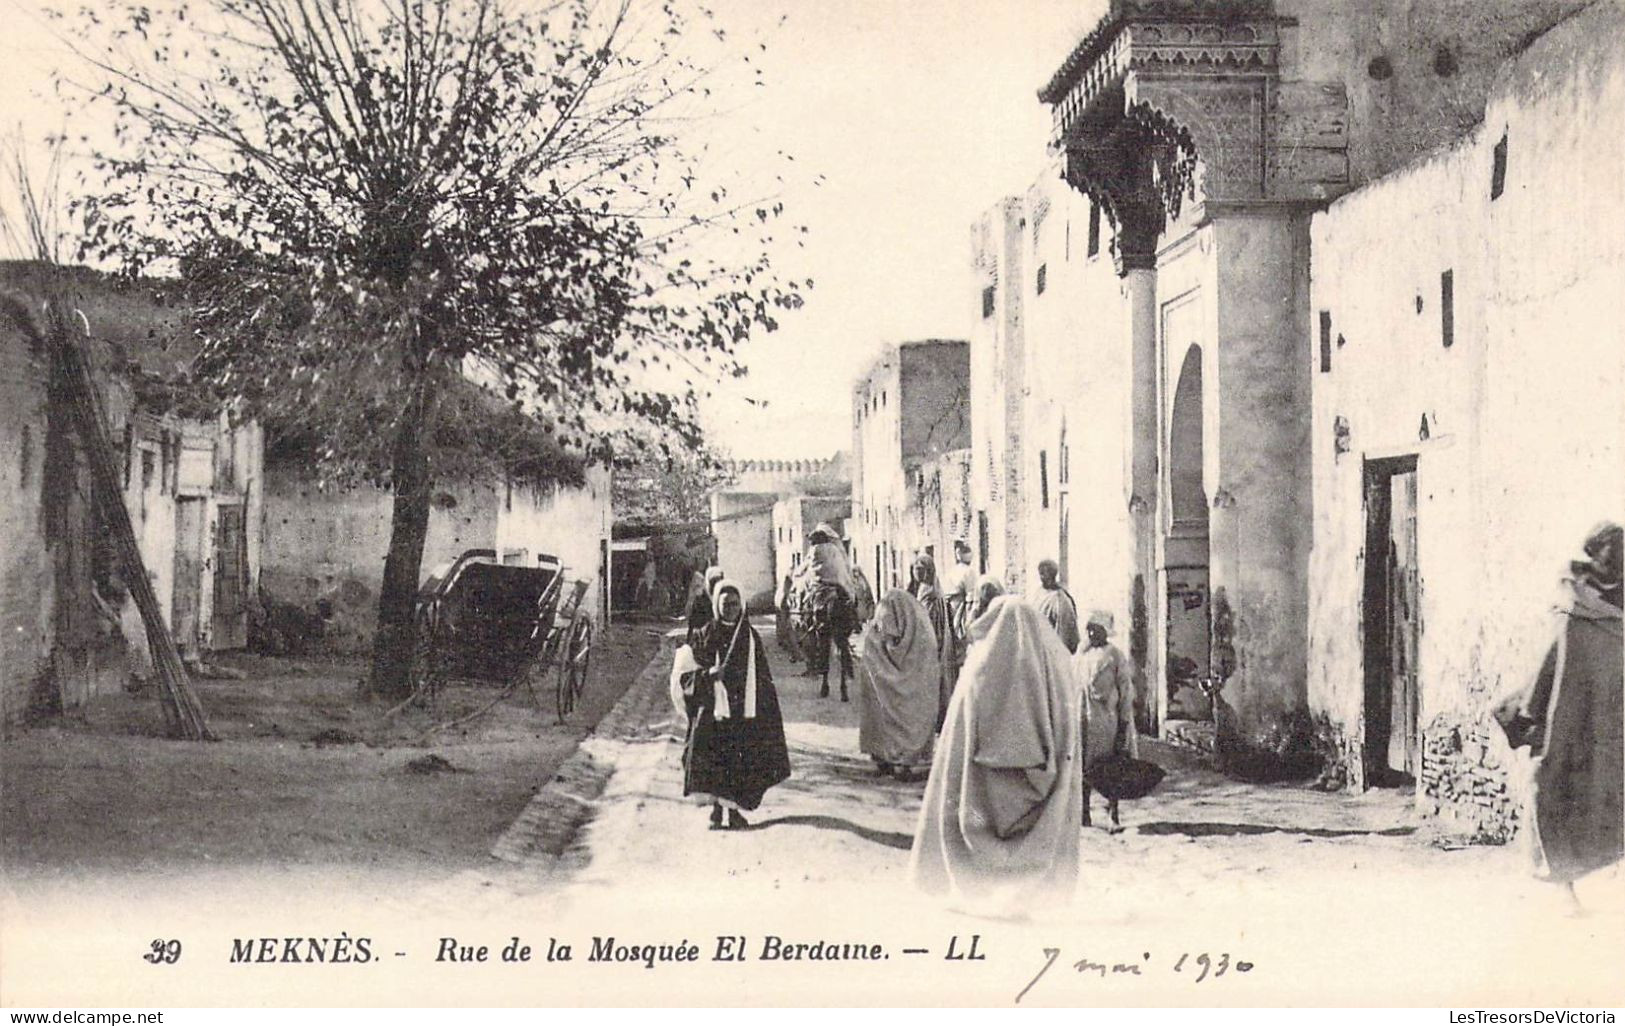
[1441,270,1454,348]
[1491,133,1508,201]
[1039,450,1050,509]
[1319,310,1333,373]
[977,511,990,575]
[1035,264,1047,295]
[981,285,996,318]
[1087,202,1102,257]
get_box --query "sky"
[689,0,1100,460]
[0,0,1106,461]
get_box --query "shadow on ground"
[1137,821,1419,839]
[740,814,914,850]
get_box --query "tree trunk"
[367,366,437,698]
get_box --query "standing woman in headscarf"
[1494,521,1623,909]
[909,554,957,732]
[684,580,793,830]
[908,597,1083,914]
[858,589,941,782]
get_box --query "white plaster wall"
[852,355,906,590]
[1474,0,1625,698]
[1308,0,1625,803]
[261,468,502,651]
[709,491,777,604]
[494,464,612,622]
[969,198,1026,587]
[1019,164,1137,627]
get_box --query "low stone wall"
[1420,716,1519,843]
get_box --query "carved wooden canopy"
[1040,0,1348,274]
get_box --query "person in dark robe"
[683,580,792,830]
[684,565,724,646]
[672,567,725,731]
[1494,521,1623,910]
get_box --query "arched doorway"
[1164,342,1211,721]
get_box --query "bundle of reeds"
[44,296,214,741]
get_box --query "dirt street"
[3,618,1621,1006]
[0,618,664,884]
[523,621,1625,1005]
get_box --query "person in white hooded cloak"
[907,596,1083,914]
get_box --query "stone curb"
[489,635,676,865]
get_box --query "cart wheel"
[568,617,593,706]
[555,615,592,723]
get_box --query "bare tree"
[55,0,809,695]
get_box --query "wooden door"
[172,497,206,659]
[1386,469,1421,776]
[1362,456,1420,782]
[211,502,248,650]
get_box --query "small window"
[1440,270,1454,348]
[981,285,996,318]
[1036,264,1047,295]
[1319,310,1333,373]
[1039,450,1050,510]
[1087,202,1102,258]
[1491,133,1508,200]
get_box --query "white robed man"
[908,596,1083,915]
[1074,610,1139,830]
[1030,558,1080,655]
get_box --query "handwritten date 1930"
[1016,947,1255,1003]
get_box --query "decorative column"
[1042,0,1349,767]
